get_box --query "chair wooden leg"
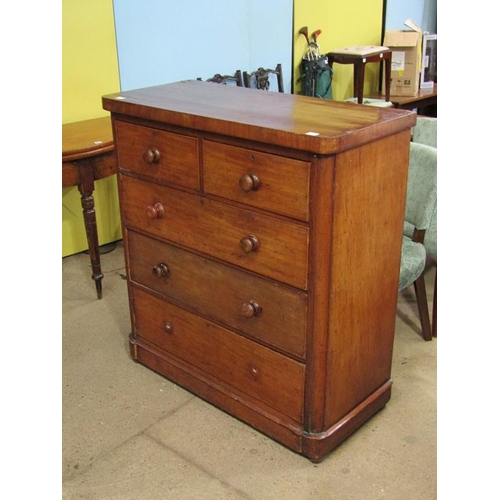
[432,271,437,337]
[414,273,432,341]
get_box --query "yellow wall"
[62,0,122,257]
[62,0,383,257]
[293,0,384,100]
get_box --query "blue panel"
[248,0,293,92]
[385,0,436,33]
[113,0,293,92]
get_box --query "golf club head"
[299,26,309,44]
[312,29,322,42]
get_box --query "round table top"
[62,116,114,162]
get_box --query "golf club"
[299,26,309,45]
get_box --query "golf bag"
[299,56,333,99]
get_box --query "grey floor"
[62,241,437,500]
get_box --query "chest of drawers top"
[103,80,415,155]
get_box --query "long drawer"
[114,120,200,190]
[203,140,310,221]
[120,175,309,289]
[131,285,305,423]
[127,230,307,358]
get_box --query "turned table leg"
[77,161,103,299]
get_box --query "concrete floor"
[62,241,437,499]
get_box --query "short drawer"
[131,285,305,423]
[203,140,310,221]
[114,120,200,189]
[120,176,309,290]
[127,230,307,358]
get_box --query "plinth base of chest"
[301,381,392,462]
[129,334,391,462]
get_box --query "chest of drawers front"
[105,81,415,461]
[116,117,311,436]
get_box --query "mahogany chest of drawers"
[103,81,416,461]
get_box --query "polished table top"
[387,84,437,106]
[102,80,416,155]
[366,84,437,109]
[62,116,114,162]
[62,116,116,188]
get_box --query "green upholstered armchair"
[399,140,437,341]
[406,116,437,337]
[412,116,437,148]
[404,204,437,338]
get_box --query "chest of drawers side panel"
[324,131,411,426]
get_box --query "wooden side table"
[62,116,117,299]
[366,84,437,116]
[327,48,392,104]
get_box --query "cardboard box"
[383,19,422,97]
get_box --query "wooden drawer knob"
[152,263,169,278]
[142,147,161,164]
[241,300,262,318]
[239,235,259,253]
[147,202,164,219]
[248,364,260,380]
[239,173,260,192]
